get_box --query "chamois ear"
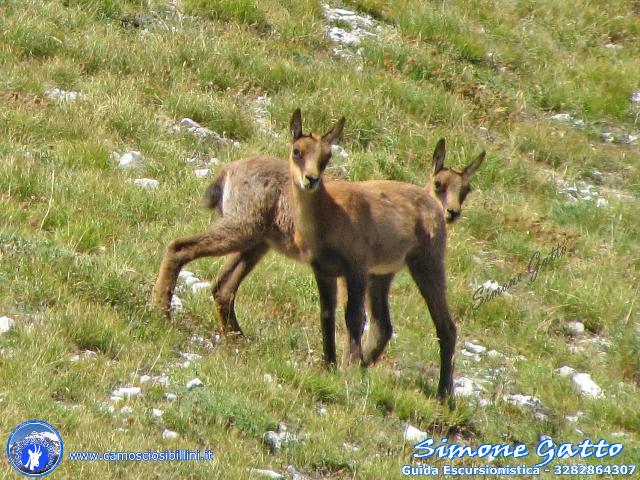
[462,150,486,179]
[432,138,446,174]
[322,116,346,146]
[290,108,303,141]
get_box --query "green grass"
[0,0,639,478]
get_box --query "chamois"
[152,122,484,380]
[288,109,472,398]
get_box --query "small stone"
[564,321,585,335]
[181,352,202,362]
[463,341,486,354]
[120,406,134,415]
[556,366,576,377]
[331,145,349,159]
[249,469,284,479]
[44,88,86,102]
[111,386,141,398]
[316,405,327,415]
[193,168,211,178]
[404,424,428,443]
[164,393,177,402]
[170,295,183,311]
[453,377,485,398]
[116,151,143,168]
[162,429,179,440]
[0,316,15,334]
[132,178,159,189]
[487,349,505,359]
[186,378,204,390]
[550,113,572,122]
[263,374,273,383]
[631,92,640,103]
[263,428,298,453]
[179,118,201,129]
[190,281,212,294]
[619,133,638,144]
[285,465,309,480]
[595,198,608,208]
[151,408,164,418]
[572,373,603,398]
[601,132,615,143]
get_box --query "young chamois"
[287,109,483,398]
[152,121,484,383]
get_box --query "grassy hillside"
[0,0,639,478]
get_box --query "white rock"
[179,118,201,129]
[620,133,638,144]
[263,374,273,383]
[186,378,204,390]
[601,132,615,143]
[164,393,177,402]
[170,295,183,311]
[162,429,179,440]
[572,373,603,398]
[487,349,505,359]
[193,168,211,178]
[45,88,86,102]
[453,377,485,397]
[604,43,621,49]
[631,92,640,103]
[110,395,123,403]
[463,341,486,354]
[117,151,143,168]
[190,281,212,294]
[565,415,579,423]
[460,349,481,362]
[132,178,159,189]
[179,270,196,280]
[550,113,572,122]
[151,408,164,418]
[556,366,576,378]
[181,352,202,362]
[404,424,428,443]
[503,394,541,409]
[595,198,608,208]
[120,406,134,415]
[140,374,170,387]
[331,145,349,159]
[111,386,141,398]
[564,321,585,335]
[0,316,15,334]
[249,469,284,479]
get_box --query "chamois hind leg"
[406,253,457,400]
[362,273,394,366]
[342,270,367,367]
[212,242,269,336]
[152,218,263,316]
[313,270,338,366]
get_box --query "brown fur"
[151,123,484,394]
[287,109,480,399]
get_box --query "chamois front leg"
[407,253,457,400]
[343,270,367,367]
[363,273,394,366]
[313,270,338,366]
[152,219,262,317]
[212,243,269,335]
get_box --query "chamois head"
[428,138,485,223]
[289,108,346,192]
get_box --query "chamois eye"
[293,147,302,158]
[434,180,442,190]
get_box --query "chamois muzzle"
[302,174,320,190]
[446,209,461,223]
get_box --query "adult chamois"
[152,117,484,387]
[287,109,479,399]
